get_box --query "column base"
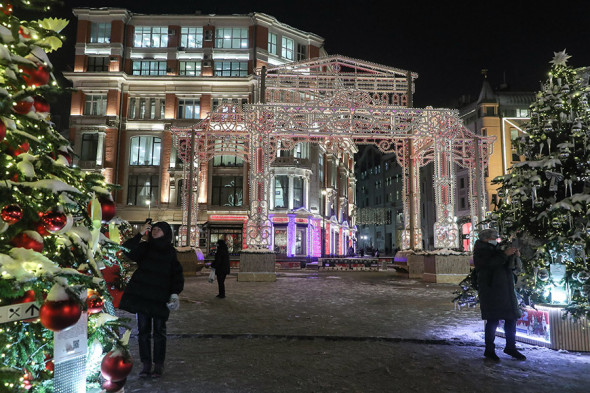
[238,252,276,282]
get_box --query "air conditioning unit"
[177,46,186,52]
[202,60,212,67]
[109,56,118,62]
[203,53,211,60]
[204,30,213,41]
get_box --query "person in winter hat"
[120,220,184,377]
[211,239,230,298]
[473,228,525,361]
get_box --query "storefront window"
[209,228,242,255]
[274,227,288,254]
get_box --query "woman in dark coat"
[473,228,525,361]
[120,221,184,377]
[211,239,230,298]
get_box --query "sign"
[272,217,289,223]
[294,218,309,224]
[54,312,88,364]
[0,302,40,324]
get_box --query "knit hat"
[478,228,498,241]
[151,221,173,248]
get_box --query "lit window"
[84,94,107,116]
[129,136,161,166]
[177,99,201,119]
[214,61,248,77]
[212,98,247,110]
[274,176,289,208]
[281,37,294,60]
[179,61,202,76]
[296,43,306,60]
[215,27,248,49]
[132,61,167,76]
[268,32,277,55]
[127,174,159,206]
[134,26,169,48]
[211,176,243,206]
[180,27,203,48]
[90,22,110,43]
[293,177,304,209]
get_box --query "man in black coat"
[211,239,230,298]
[120,221,184,377]
[473,228,526,361]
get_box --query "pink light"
[210,215,247,221]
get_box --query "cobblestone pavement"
[116,270,590,393]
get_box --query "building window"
[212,98,247,111]
[211,176,243,206]
[318,153,324,185]
[460,178,465,189]
[179,61,202,76]
[209,228,242,254]
[281,37,294,60]
[213,155,244,167]
[90,22,111,43]
[293,142,308,159]
[129,98,136,118]
[177,99,200,119]
[293,177,304,209]
[214,61,248,77]
[127,174,159,206]
[134,26,169,48]
[516,108,529,118]
[87,57,109,72]
[460,197,466,209]
[268,32,277,55]
[129,136,161,166]
[176,179,184,206]
[132,61,167,76]
[296,43,306,60]
[215,27,248,49]
[80,133,99,161]
[180,27,203,48]
[83,94,107,116]
[274,176,289,208]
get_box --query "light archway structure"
[172,55,494,252]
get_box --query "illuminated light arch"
[172,55,494,251]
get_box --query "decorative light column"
[433,135,459,249]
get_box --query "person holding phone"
[473,228,525,361]
[119,220,184,378]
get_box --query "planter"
[176,247,205,276]
[497,304,590,351]
[238,252,276,282]
[422,255,470,284]
[407,254,425,279]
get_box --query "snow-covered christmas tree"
[0,1,132,391]
[490,50,590,319]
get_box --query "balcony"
[272,156,311,168]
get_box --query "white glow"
[212,52,250,60]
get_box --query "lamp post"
[321,189,327,257]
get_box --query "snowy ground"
[115,270,590,393]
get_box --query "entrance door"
[274,227,288,254]
[295,227,306,255]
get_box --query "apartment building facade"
[65,8,362,257]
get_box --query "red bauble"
[35,221,51,237]
[21,64,50,87]
[1,204,23,224]
[45,354,54,372]
[14,141,30,156]
[19,26,31,39]
[86,290,104,314]
[101,378,126,392]
[41,211,67,233]
[39,299,82,332]
[0,120,6,143]
[99,196,116,222]
[33,96,50,113]
[101,351,133,382]
[1,4,13,16]
[13,99,34,114]
[11,231,44,252]
[57,151,72,166]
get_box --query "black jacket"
[119,234,184,320]
[473,239,521,321]
[211,243,230,275]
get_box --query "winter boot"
[484,345,500,362]
[139,362,151,377]
[504,347,526,360]
[152,363,164,378]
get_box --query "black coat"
[473,239,521,321]
[211,244,230,275]
[119,234,184,320]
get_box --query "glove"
[167,294,179,311]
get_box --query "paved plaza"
[116,270,590,392]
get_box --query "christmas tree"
[456,51,590,319]
[0,1,132,391]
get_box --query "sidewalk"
[117,271,590,392]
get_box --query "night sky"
[48,0,590,109]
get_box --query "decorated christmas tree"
[455,50,590,319]
[0,1,132,391]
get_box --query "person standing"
[119,221,184,378]
[211,239,230,298]
[473,228,526,361]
